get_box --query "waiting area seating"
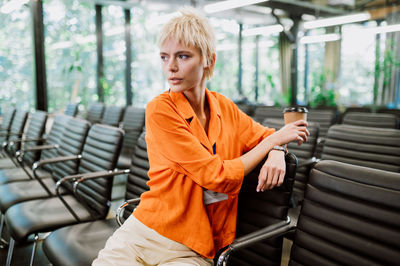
[42,132,149,266]
[342,111,399,128]
[0,102,399,265]
[218,160,400,265]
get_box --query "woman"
[94,7,308,266]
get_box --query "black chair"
[0,110,46,169]
[263,118,319,205]
[236,104,255,116]
[101,105,124,127]
[218,160,400,265]
[0,110,28,159]
[320,124,400,172]
[252,106,284,123]
[0,117,89,249]
[86,102,105,124]
[0,117,89,215]
[64,103,79,117]
[117,106,145,169]
[217,153,297,265]
[43,132,149,266]
[342,112,398,129]
[3,124,124,265]
[377,107,400,128]
[307,108,338,157]
[0,108,16,156]
[0,113,67,185]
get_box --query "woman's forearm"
[240,136,276,176]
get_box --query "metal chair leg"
[0,214,8,248]
[29,234,39,266]
[6,237,15,266]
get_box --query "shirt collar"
[169,88,221,153]
[168,88,221,122]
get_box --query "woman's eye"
[179,55,188,59]
[160,56,167,61]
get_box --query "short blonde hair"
[158,7,216,80]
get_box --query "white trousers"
[93,215,214,266]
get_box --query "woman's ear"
[204,53,216,69]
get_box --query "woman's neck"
[183,84,210,133]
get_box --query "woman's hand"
[257,150,286,192]
[269,120,309,146]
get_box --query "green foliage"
[272,90,290,107]
[309,70,337,107]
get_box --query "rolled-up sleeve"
[146,101,244,195]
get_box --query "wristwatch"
[272,145,286,152]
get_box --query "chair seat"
[43,218,118,266]
[5,195,92,242]
[0,158,17,169]
[0,167,51,185]
[0,178,68,213]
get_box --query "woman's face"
[160,38,205,93]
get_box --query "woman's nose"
[168,58,178,72]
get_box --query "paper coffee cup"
[283,107,308,124]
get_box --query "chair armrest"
[71,169,130,195]
[16,144,58,162]
[21,144,58,153]
[30,155,82,196]
[217,217,295,266]
[298,157,320,168]
[32,154,81,171]
[9,137,46,146]
[116,198,141,226]
[54,168,130,222]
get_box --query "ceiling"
[90,0,400,25]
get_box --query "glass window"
[130,6,166,107]
[257,35,280,105]
[339,22,376,106]
[0,2,35,112]
[103,5,126,106]
[208,17,239,100]
[297,28,326,106]
[44,0,97,113]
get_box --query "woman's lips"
[169,78,182,85]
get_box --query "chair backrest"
[263,118,319,204]
[252,106,284,123]
[120,106,145,157]
[101,105,124,127]
[64,103,79,117]
[20,110,48,165]
[123,132,149,218]
[230,153,297,265]
[343,112,398,129]
[322,124,400,172]
[290,160,400,265]
[7,110,29,152]
[0,107,16,132]
[307,108,338,138]
[39,114,70,172]
[0,107,16,146]
[73,124,124,219]
[236,104,254,116]
[86,102,105,124]
[51,118,91,184]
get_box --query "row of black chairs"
[39,125,400,266]
[0,104,146,265]
[1,104,399,265]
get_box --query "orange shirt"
[133,89,275,258]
